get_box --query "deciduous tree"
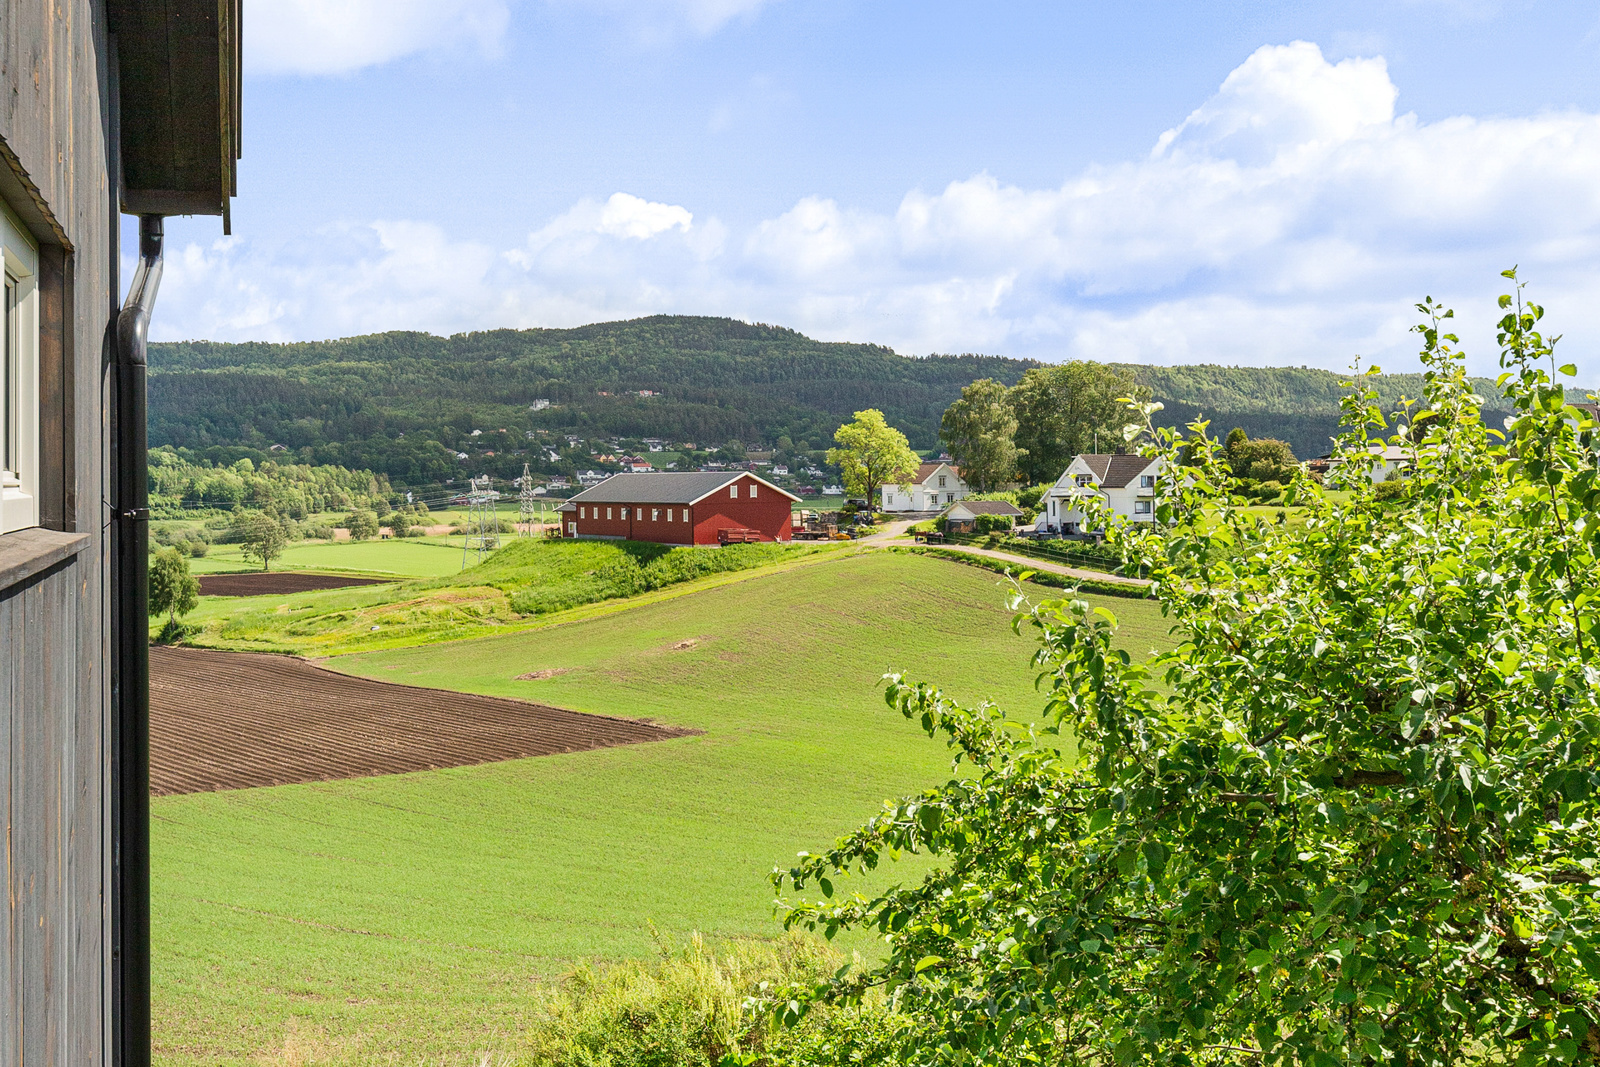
[827,410,920,509]
[939,379,1018,492]
[345,508,379,541]
[148,547,200,625]
[1008,361,1146,484]
[773,282,1600,1065]
[236,510,289,571]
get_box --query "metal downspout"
[112,213,163,1067]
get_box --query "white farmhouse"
[882,462,968,512]
[1040,454,1162,534]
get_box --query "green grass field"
[188,536,470,577]
[152,551,1173,1065]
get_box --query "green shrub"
[521,934,908,1067]
[1373,478,1407,501]
[187,540,208,558]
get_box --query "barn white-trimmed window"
[606,507,613,519]
[682,508,689,522]
[729,484,738,498]
[579,506,586,519]
[651,508,659,521]
[749,484,757,498]
[0,204,38,535]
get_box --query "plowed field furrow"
[148,647,697,796]
[197,572,393,597]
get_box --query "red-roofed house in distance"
[557,472,800,545]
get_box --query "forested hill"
[148,316,1037,482]
[1126,364,1519,458]
[148,315,1524,484]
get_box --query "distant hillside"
[148,314,1526,484]
[1127,364,1518,458]
[149,316,1037,482]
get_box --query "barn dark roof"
[1077,454,1157,489]
[567,471,800,505]
[108,0,242,229]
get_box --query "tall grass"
[522,934,905,1067]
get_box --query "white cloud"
[247,0,510,76]
[158,41,1600,381]
[548,0,778,41]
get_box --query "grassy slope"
[179,539,839,656]
[152,551,1173,1065]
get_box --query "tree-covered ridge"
[149,314,1562,484]
[1127,363,1519,457]
[149,316,1037,466]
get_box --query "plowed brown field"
[197,571,393,596]
[149,646,695,795]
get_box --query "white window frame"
[579,506,586,519]
[730,484,739,498]
[1134,500,1153,515]
[651,508,659,521]
[749,484,757,498]
[1,204,40,535]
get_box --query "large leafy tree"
[235,510,289,571]
[1009,361,1146,484]
[939,379,1019,492]
[148,547,200,625]
[827,409,920,507]
[774,282,1600,1064]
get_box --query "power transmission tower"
[461,475,500,568]
[518,462,539,537]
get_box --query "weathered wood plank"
[2,579,19,1067]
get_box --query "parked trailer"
[718,527,764,545]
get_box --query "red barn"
[557,472,800,545]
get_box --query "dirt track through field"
[197,571,394,597]
[149,646,696,796]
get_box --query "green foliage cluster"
[147,316,1037,482]
[233,511,290,571]
[829,409,921,503]
[773,283,1600,1064]
[939,379,1019,491]
[1008,362,1149,484]
[148,547,200,643]
[521,934,906,1067]
[147,446,394,518]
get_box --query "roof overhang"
[109,0,242,231]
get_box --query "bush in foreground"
[772,283,1600,1064]
[522,935,904,1067]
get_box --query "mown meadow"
[152,550,1174,1065]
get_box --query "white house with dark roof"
[1040,454,1164,534]
[882,461,967,512]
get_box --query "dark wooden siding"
[0,2,118,1063]
[0,550,100,1064]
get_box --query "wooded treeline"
[148,315,1530,486]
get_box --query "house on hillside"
[1041,454,1163,534]
[881,462,967,512]
[942,499,1023,534]
[557,471,800,545]
[0,2,242,1060]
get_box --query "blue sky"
[150,0,1600,379]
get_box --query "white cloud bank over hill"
[164,42,1600,377]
